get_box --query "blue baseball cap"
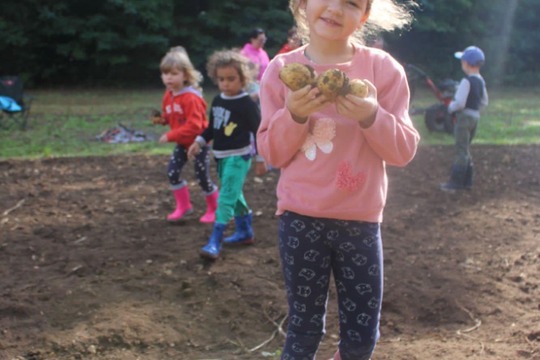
[454,46,485,66]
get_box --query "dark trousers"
[278,211,383,360]
[453,112,478,167]
[167,144,215,193]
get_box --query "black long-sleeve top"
[197,91,261,159]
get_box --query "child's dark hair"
[248,28,265,40]
[287,26,298,38]
[206,49,256,88]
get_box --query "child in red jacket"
[153,46,218,223]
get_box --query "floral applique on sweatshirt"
[301,118,336,161]
[336,161,366,192]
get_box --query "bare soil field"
[0,144,539,360]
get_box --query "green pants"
[215,156,252,224]
[453,112,479,167]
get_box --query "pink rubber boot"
[199,189,219,223]
[167,187,193,222]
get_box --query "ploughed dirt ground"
[0,145,539,360]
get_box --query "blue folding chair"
[0,76,32,130]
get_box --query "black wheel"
[425,104,450,133]
[444,114,455,134]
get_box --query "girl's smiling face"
[303,0,369,42]
[216,66,244,97]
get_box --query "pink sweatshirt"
[258,45,420,222]
[241,43,270,81]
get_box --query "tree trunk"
[490,0,519,86]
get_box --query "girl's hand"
[187,142,201,161]
[286,85,330,124]
[159,134,168,143]
[336,80,378,128]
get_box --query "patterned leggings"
[278,211,383,360]
[167,144,215,193]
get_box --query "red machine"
[405,64,457,134]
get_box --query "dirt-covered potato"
[316,69,349,100]
[150,109,164,124]
[280,64,368,101]
[279,63,316,91]
[347,79,369,98]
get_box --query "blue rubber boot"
[200,223,227,260]
[223,212,254,245]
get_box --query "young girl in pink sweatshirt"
[257,0,420,359]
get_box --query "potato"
[347,79,369,98]
[150,109,165,124]
[315,69,349,100]
[279,63,316,91]
[279,63,369,101]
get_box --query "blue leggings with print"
[167,144,215,193]
[278,211,383,360]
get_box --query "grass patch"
[411,86,540,145]
[0,88,171,159]
[1,86,539,160]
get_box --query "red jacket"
[162,87,208,147]
[277,43,295,55]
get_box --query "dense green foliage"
[0,0,291,87]
[397,0,538,85]
[1,0,175,86]
[0,0,537,87]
